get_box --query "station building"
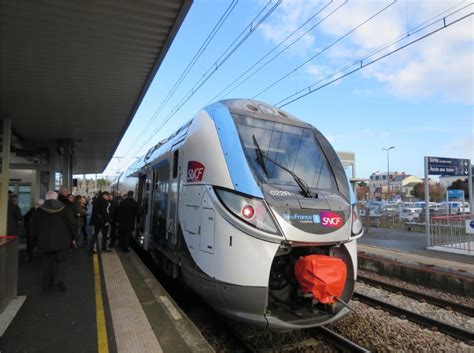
[369,171,422,200]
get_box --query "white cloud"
[442,134,474,160]
[327,128,392,144]
[353,88,375,97]
[304,63,333,80]
[258,0,474,103]
[258,0,330,56]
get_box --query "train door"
[150,161,169,248]
[136,174,148,248]
[167,148,181,248]
[144,171,154,251]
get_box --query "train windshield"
[233,114,337,191]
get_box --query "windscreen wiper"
[252,134,269,177]
[252,135,313,198]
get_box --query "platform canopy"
[0,0,192,173]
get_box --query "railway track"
[353,291,474,342]
[314,326,371,353]
[223,321,371,353]
[357,274,474,316]
[134,243,472,351]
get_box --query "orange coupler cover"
[294,255,347,304]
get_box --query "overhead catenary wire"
[168,0,282,117]
[114,0,239,171]
[207,0,346,103]
[148,0,238,125]
[252,0,398,100]
[110,1,470,174]
[215,0,467,104]
[117,0,282,170]
[137,1,282,153]
[221,0,466,108]
[275,2,472,107]
[274,6,473,108]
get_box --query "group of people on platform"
[89,190,139,255]
[6,188,139,292]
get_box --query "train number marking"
[187,161,205,182]
[270,190,291,197]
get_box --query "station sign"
[427,156,470,176]
[448,189,464,200]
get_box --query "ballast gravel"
[329,301,474,353]
[355,281,474,333]
[358,269,474,308]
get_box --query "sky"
[103,0,473,180]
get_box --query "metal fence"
[362,213,422,231]
[430,215,473,254]
[0,236,18,311]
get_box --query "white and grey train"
[113,99,364,329]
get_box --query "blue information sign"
[427,156,470,176]
[448,189,464,200]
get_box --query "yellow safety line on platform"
[93,254,109,353]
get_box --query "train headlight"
[351,206,364,237]
[215,187,280,234]
[242,205,255,219]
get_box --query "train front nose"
[264,242,356,329]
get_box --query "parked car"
[400,207,423,222]
[381,204,404,217]
[439,201,471,214]
[367,201,386,216]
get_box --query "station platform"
[0,246,214,353]
[358,228,474,296]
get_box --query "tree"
[410,182,446,201]
[411,183,423,199]
[356,186,369,200]
[430,183,446,201]
[96,178,108,191]
[448,178,469,199]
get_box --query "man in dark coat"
[107,193,118,248]
[23,199,44,262]
[7,194,23,236]
[31,191,76,291]
[117,191,139,253]
[90,191,111,253]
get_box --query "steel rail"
[223,320,371,353]
[314,326,371,353]
[358,275,474,316]
[354,292,474,342]
[220,321,258,353]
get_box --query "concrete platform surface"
[360,227,474,264]
[358,228,474,296]
[0,247,214,353]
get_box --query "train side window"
[172,150,179,178]
[138,175,146,203]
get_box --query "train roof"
[216,99,311,128]
[124,99,313,177]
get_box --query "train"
[112,99,364,329]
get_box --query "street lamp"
[382,146,395,201]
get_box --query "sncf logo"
[320,211,343,228]
[187,161,205,182]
